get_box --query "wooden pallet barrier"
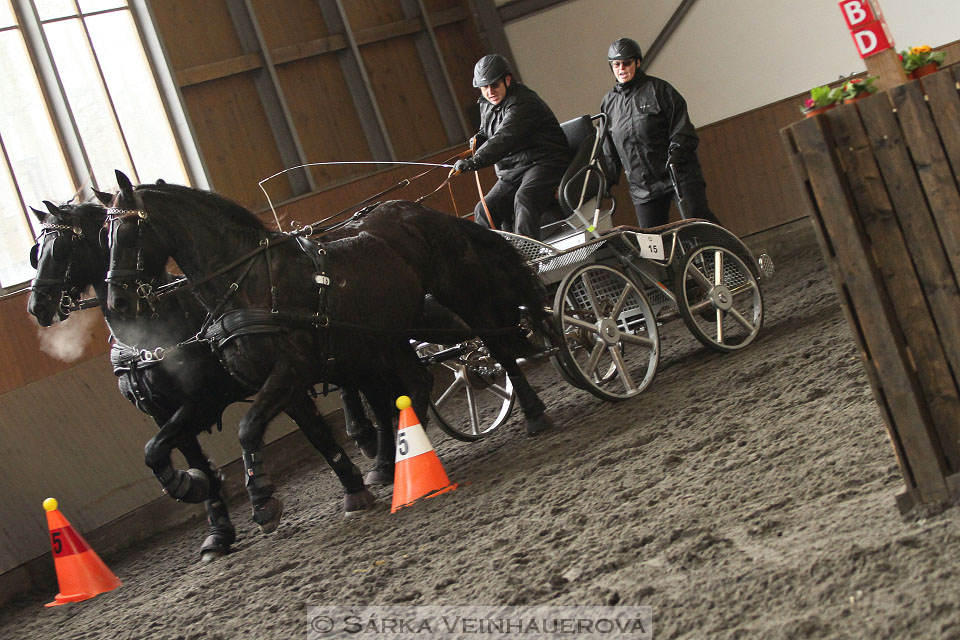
[781,65,960,515]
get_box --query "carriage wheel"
[672,245,763,353]
[417,343,515,442]
[553,264,660,401]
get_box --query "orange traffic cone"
[391,396,457,513]
[42,498,121,607]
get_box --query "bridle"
[103,193,370,309]
[29,222,100,317]
[103,206,157,306]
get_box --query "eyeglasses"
[610,60,633,69]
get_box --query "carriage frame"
[420,113,772,441]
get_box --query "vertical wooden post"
[865,48,908,90]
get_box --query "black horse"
[26,199,378,560]
[105,171,559,533]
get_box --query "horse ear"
[93,189,113,206]
[29,206,47,222]
[43,200,61,216]
[157,178,166,185]
[115,170,134,195]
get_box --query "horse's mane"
[54,201,106,226]
[138,182,267,232]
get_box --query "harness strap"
[197,256,259,340]
[202,308,522,350]
[110,341,164,375]
[263,235,278,313]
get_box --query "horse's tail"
[452,220,564,353]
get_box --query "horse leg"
[339,385,378,459]
[178,437,235,563]
[485,338,553,437]
[237,376,293,533]
[393,344,436,431]
[363,349,433,485]
[144,406,211,503]
[361,379,399,486]
[283,393,375,517]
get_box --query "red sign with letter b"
[838,0,894,58]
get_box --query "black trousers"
[473,164,564,240]
[632,181,720,229]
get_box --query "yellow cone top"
[396,395,412,410]
[43,497,58,512]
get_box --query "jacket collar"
[614,71,646,93]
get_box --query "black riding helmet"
[607,37,643,63]
[473,54,512,88]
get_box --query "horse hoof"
[525,412,554,437]
[200,548,228,564]
[364,466,394,486]
[252,497,283,534]
[344,488,377,518]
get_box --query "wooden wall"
[0,296,110,395]
[150,0,485,210]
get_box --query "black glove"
[453,157,480,175]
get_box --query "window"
[0,0,189,288]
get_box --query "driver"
[453,54,570,240]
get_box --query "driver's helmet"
[473,54,512,88]
[607,38,643,63]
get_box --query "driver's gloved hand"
[453,157,480,175]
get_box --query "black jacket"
[473,82,570,182]
[601,71,704,203]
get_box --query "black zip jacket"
[601,71,704,203]
[473,82,570,182]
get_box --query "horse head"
[27,199,108,326]
[106,169,271,321]
[104,170,175,320]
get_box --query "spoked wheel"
[553,264,660,401]
[416,342,515,442]
[673,245,764,353]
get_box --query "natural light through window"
[0,0,188,289]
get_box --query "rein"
[104,155,520,351]
[110,152,470,306]
[274,151,472,234]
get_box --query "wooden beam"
[177,52,263,87]
[641,0,698,71]
[175,7,469,85]
[270,33,349,66]
[353,7,466,47]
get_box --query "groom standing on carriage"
[452,54,570,241]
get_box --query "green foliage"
[801,85,843,113]
[900,46,945,72]
[842,76,878,100]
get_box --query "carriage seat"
[538,115,613,245]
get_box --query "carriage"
[416,113,772,441]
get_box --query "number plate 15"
[637,234,664,259]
